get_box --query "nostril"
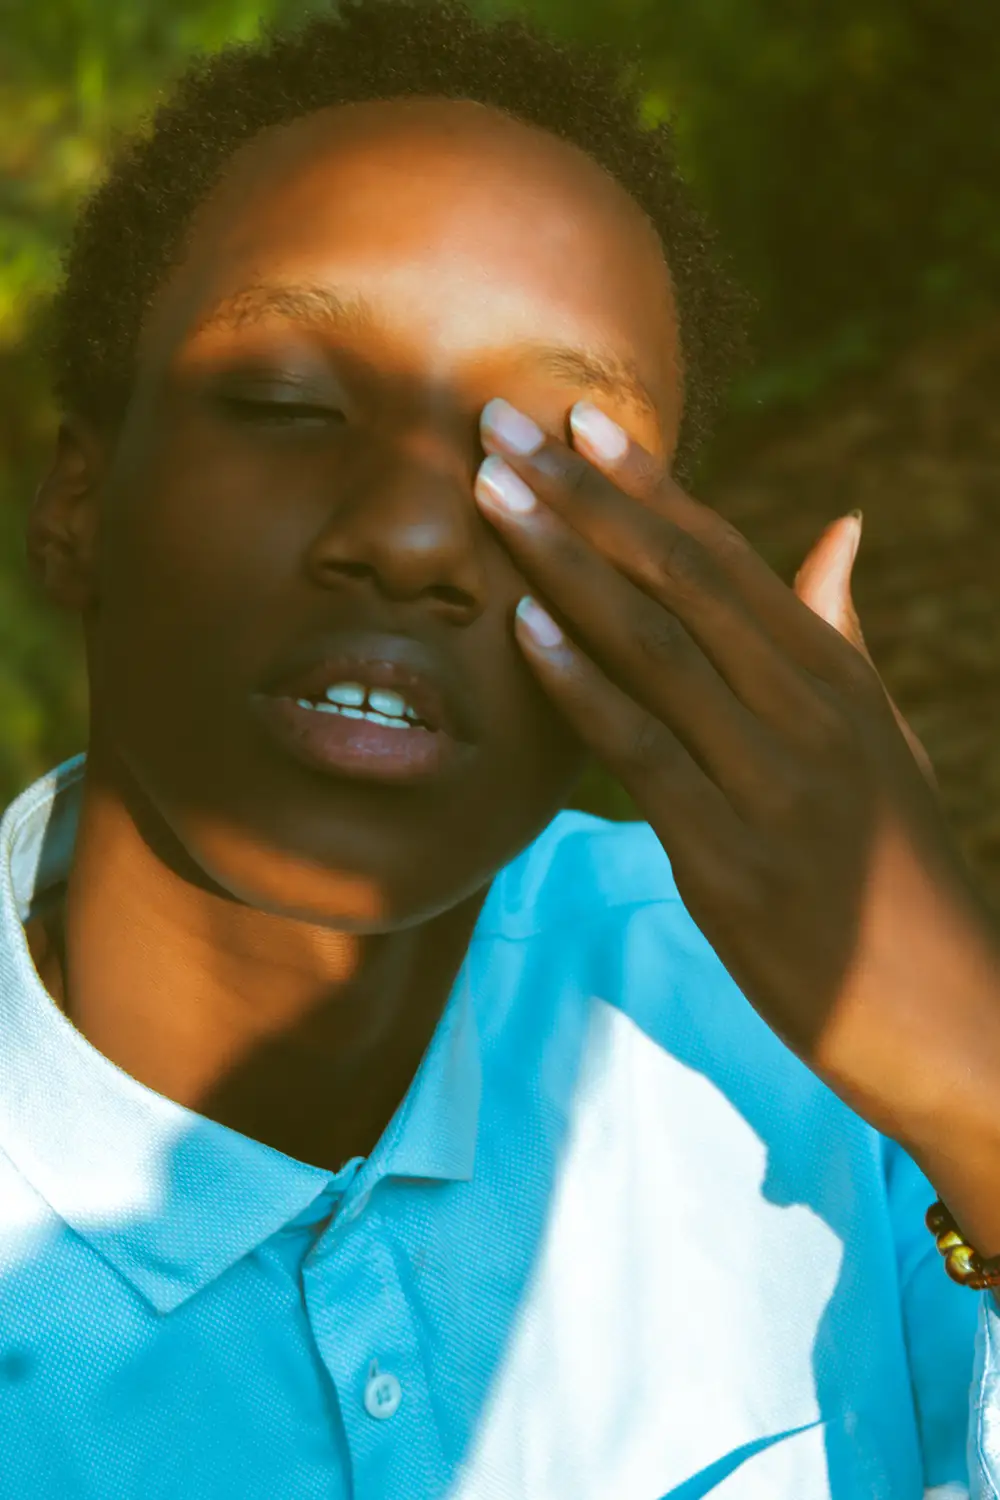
[430,583,472,608]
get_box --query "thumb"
[794,510,869,655]
[794,511,939,793]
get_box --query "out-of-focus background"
[3,0,999,910]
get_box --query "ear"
[26,417,108,612]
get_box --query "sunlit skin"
[23,99,681,1167]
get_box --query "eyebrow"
[197,283,658,417]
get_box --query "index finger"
[496,398,867,688]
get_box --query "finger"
[512,592,756,884]
[794,512,939,791]
[793,513,866,652]
[573,398,939,799]
[478,401,843,741]
[473,453,784,802]
[567,399,666,503]
[482,397,863,690]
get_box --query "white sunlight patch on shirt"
[457,996,844,1500]
[40,1104,184,1227]
[0,1162,60,1269]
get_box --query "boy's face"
[53,98,682,931]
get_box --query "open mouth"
[251,685,468,785]
[293,681,435,732]
[252,632,476,784]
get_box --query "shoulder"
[477,809,680,940]
[478,810,864,1147]
[477,809,749,1060]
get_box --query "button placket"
[303,1210,448,1495]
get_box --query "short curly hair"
[49,0,751,481]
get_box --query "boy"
[5,1,1000,1494]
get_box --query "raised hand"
[472,396,1000,1159]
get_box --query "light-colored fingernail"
[570,401,629,463]
[475,455,537,515]
[516,595,563,647]
[481,398,545,456]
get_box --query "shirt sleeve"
[882,1134,983,1497]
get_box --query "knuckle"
[632,449,663,488]
[621,713,671,775]
[712,518,752,570]
[561,456,604,506]
[651,528,708,593]
[633,605,686,665]
[795,685,856,758]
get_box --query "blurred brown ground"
[702,316,1000,919]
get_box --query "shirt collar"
[0,754,482,1313]
[375,953,481,1183]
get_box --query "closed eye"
[220,396,346,428]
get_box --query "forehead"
[142,98,680,423]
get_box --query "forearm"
[894,905,1000,1306]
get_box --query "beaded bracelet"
[926,1200,1000,1290]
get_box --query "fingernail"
[845,511,863,568]
[475,455,537,515]
[516,595,563,647]
[570,401,629,463]
[481,398,545,456]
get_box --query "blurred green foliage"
[1,0,997,810]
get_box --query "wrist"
[888,905,1000,1144]
[905,1022,1000,1261]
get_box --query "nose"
[303,420,492,619]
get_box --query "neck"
[24,767,487,1171]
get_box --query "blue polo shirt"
[0,752,998,1498]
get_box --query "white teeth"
[320,682,420,720]
[362,709,411,729]
[296,699,412,729]
[367,687,410,718]
[324,682,367,707]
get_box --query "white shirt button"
[364,1361,402,1420]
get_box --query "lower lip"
[250,695,469,783]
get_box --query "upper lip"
[258,629,477,742]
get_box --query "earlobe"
[26,417,106,611]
